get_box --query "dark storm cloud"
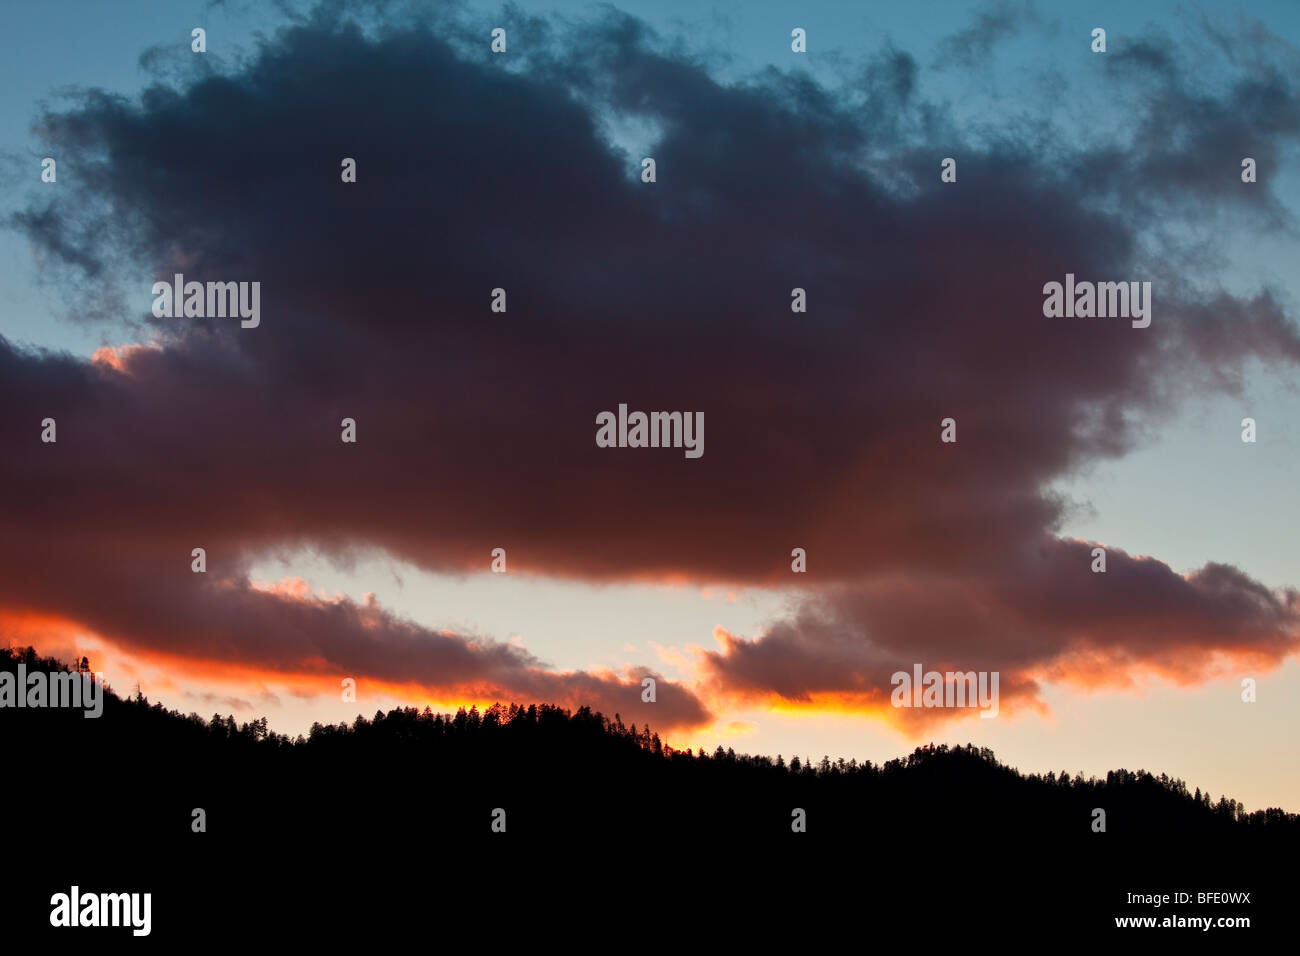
[3,0,1299,723]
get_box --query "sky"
[1,0,1298,811]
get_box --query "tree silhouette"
[3,643,1295,941]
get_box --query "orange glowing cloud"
[89,343,160,373]
[694,540,1299,730]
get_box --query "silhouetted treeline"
[3,647,1293,939]
[4,646,1293,843]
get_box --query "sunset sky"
[1,0,1298,811]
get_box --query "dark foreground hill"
[2,647,1291,941]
